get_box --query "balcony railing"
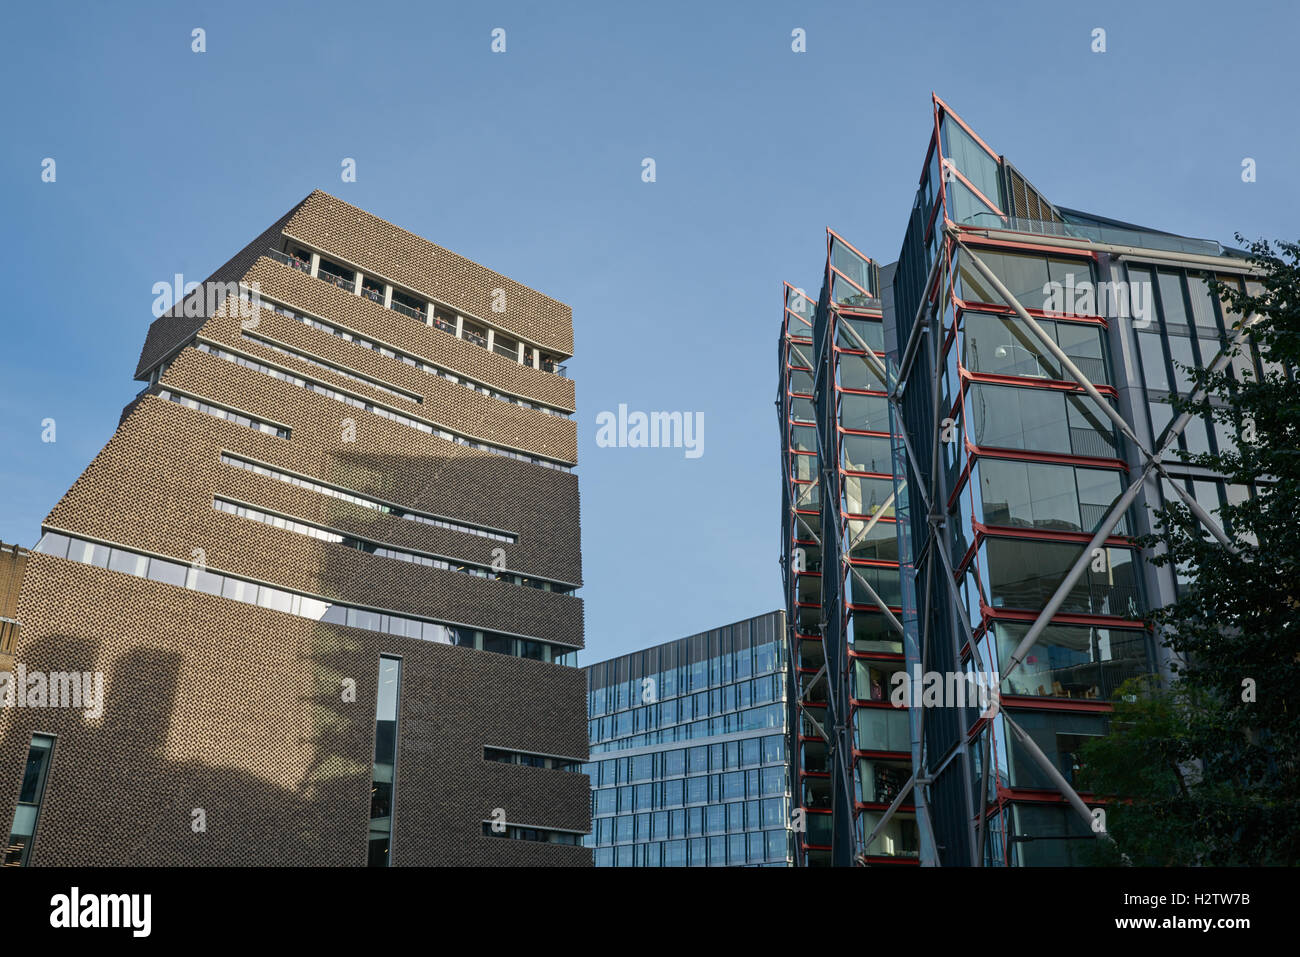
[317,269,355,292]
[854,706,911,753]
[266,248,312,274]
[390,299,425,321]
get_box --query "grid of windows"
[585,614,792,866]
[584,733,792,867]
[1126,266,1252,462]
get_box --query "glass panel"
[841,434,893,474]
[943,118,1002,210]
[1186,274,1218,329]
[843,476,895,518]
[108,548,149,577]
[964,311,1059,380]
[1136,331,1169,392]
[1157,271,1189,327]
[1168,334,1196,394]
[1005,711,1107,788]
[979,458,1081,532]
[1010,803,1094,866]
[984,539,1142,617]
[146,557,188,586]
[368,656,402,867]
[34,533,70,558]
[995,622,1149,699]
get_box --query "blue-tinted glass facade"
[583,610,794,866]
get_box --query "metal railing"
[266,248,312,274]
[317,269,355,292]
[390,299,425,321]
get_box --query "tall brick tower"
[1,190,590,866]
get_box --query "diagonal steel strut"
[953,232,1240,553]
[942,233,1263,850]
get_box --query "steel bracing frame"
[781,94,1262,865]
[866,220,1263,866]
[780,233,928,866]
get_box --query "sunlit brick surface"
[1,192,590,866]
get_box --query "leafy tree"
[1079,238,1300,866]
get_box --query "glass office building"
[583,611,795,866]
[779,95,1265,866]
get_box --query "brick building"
[1,190,591,866]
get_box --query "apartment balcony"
[266,248,312,274]
[316,265,355,292]
[853,705,911,754]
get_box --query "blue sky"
[0,0,1296,663]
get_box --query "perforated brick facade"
[0,191,590,866]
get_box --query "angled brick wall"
[284,190,574,355]
[4,193,589,866]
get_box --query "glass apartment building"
[780,241,917,867]
[779,95,1266,866]
[583,611,795,866]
